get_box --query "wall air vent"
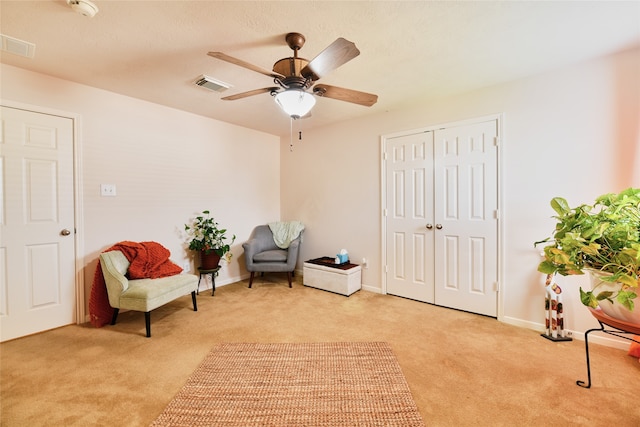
[1,34,36,58]
[194,75,232,93]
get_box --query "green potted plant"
[184,210,236,269]
[535,188,639,323]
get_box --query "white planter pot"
[589,271,640,324]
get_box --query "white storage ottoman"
[303,257,362,296]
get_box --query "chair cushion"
[253,249,288,263]
[119,274,198,312]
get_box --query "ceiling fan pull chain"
[290,117,294,152]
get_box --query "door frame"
[380,113,505,321]
[1,99,85,326]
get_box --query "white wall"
[281,47,640,339]
[1,64,281,314]
[3,46,638,340]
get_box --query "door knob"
[60,229,71,236]
[435,224,443,229]
[426,224,433,230]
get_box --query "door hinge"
[383,208,388,217]
[493,137,500,146]
[493,209,499,219]
[383,151,388,161]
[494,281,500,292]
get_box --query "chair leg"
[248,272,255,288]
[191,291,198,311]
[145,312,151,338]
[287,272,292,288]
[110,308,119,325]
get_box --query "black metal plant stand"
[577,308,640,389]
[197,266,220,296]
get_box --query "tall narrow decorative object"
[541,274,572,342]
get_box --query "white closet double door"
[384,118,499,317]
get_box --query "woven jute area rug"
[150,342,425,427]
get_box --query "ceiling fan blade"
[208,52,285,79]
[301,38,360,81]
[221,87,279,101]
[312,84,378,107]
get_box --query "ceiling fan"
[207,32,378,118]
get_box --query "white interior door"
[0,106,76,341]
[433,121,498,316]
[384,118,499,317]
[385,131,435,303]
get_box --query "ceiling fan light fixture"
[274,89,316,119]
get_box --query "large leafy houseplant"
[184,210,236,258]
[535,188,640,314]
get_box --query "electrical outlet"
[362,258,368,268]
[183,261,191,273]
[100,184,117,197]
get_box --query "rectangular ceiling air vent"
[0,34,36,59]
[194,74,232,92]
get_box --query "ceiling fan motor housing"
[273,58,309,79]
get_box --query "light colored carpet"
[2,277,639,426]
[150,342,425,427]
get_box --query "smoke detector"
[67,0,99,17]
[194,75,232,93]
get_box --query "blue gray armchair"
[242,224,303,288]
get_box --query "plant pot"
[200,251,221,270]
[589,271,640,324]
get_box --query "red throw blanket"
[89,241,183,328]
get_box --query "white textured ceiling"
[1,1,639,136]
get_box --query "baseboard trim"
[501,316,632,351]
[362,284,382,294]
